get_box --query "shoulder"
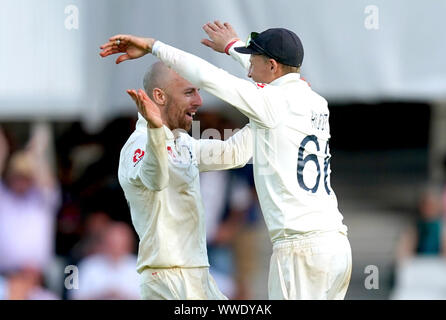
[119,132,147,168]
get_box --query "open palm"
[127,89,163,128]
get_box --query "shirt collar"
[269,72,301,86]
[135,113,175,140]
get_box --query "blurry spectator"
[5,266,59,300]
[0,266,59,300]
[391,187,446,299]
[443,155,446,220]
[0,123,60,273]
[69,210,112,264]
[54,118,135,258]
[70,222,140,300]
[396,187,446,261]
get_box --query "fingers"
[139,90,156,108]
[224,22,235,33]
[109,34,130,42]
[127,89,145,117]
[137,89,146,101]
[205,22,219,32]
[127,90,142,111]
[99,42,112,50]
[99,44,120,57]
[203,21,237,39]
[202,24,216,37]
[101,34,132,50]
[214,20,224,29]
[116,53,131,64]
[100,41,127,51]
[134,89,154,117]
[200,38,214,48]
[100,36,130,59]
[126,89,138,104]
[99,48,121,57]
[99,50,110,58]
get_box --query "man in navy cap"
[99,21,352,300]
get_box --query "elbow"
[239,155,253,168]
[230,150,252,169]
[243,156,253,166]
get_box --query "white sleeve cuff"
[229,40,246,55]
[152,40,164,56]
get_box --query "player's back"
[251,75,347,242]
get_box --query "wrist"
[144,38,156,54]
[147,122,162,129]
[224,38,240,55]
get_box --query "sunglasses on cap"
[245,32,259,46]
[245,31,283,62]
[245,32,269,56]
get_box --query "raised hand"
[99,35,156,64]
[201,21,239,53]
[127,89,163,128]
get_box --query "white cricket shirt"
[118,115,252,271]
[153,41,348,243]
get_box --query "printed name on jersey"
[311,112,329,131]
[133,148,145,166]
[255,82,267,89]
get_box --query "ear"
[269,59,279,73]
[152,88,167,106]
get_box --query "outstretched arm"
[195,124,253,172]
[201,21,250,70]
[99,34,282,128]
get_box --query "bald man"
[118,62,253,300]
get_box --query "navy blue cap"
[234,28,304,68]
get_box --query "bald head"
[143,61,176,100]
[141,61,203,131]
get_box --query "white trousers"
[139,267,227,300]
[268,231,352,300]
